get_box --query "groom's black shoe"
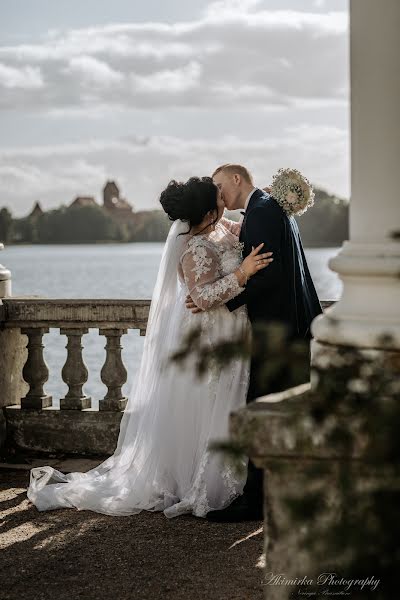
[206,494,263,522]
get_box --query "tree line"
[0,187,348,246]
[0,204,171,244]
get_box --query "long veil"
[112,218,189,457]
[28,219,193,513]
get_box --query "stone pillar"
[312,0,400,351]
[229,383,394,599]
[60,328,91,410]
[20,328,52,409]
[0,244,27,452]
[0,243,11,298]
[99,328,128,411]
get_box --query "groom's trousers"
[241,345,269,508]
[242,325,311,508]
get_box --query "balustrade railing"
[1,298,150,412]
[1,298,334,412]
[0,297,335,454]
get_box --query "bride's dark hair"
[159,176,218,234]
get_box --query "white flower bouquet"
[270,168,315,216]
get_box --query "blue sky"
[0,0,349,216]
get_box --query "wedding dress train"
[27,218,251,518]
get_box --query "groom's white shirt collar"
[244,187,257,212]
[239,187,256,224]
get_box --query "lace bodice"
[179,219,245,311]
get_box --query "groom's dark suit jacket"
[227,188,322,334]
[226,188,322,399]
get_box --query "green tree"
[130,210,171,242]
[11,216,37,243]
[296,190,349,247]
[36,205,122,243]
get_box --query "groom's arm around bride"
[225,189,284,323]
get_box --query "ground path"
[0,460,265,600]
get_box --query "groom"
[187,163,322,522]
[207,164,322,521]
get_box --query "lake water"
[2,243,342,407]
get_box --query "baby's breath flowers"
[270,168,315,216]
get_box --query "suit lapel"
[240,188,264,244]
[245,188,264,215]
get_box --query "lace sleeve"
[181,239,245,310]
[221,217,241,237]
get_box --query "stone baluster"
[20,327,52,409]
[60,327,91,409]
[99,328,128,411]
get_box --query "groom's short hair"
[212,164,254,184]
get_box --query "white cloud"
[0,5,348,111]
[0,127,349,217]
[204,0,263,19]
[131,61,202,94]
[0,62,44,89]
[0,158,107,207]
[65,56,124,86]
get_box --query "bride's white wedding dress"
[27,218,251,518]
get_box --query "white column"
[312,0,400,350]
[0,244,12,298]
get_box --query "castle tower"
[29,201,44,219]
[103,181,120,210]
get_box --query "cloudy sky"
[0,0,349,216]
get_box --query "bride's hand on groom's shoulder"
[186,294,203,314]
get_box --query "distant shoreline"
[3,241,342,250]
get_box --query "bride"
[27,176,273,519]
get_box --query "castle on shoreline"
[29,181,135,223]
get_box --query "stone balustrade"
[0,297,333,455]
[1,298,150,454]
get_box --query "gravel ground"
[0,470,265,600]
